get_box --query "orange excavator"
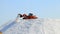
[18,13,38,19]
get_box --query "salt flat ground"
[0,18,60,34]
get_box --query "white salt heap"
[0,18,60,34]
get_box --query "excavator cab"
[23,13,38,19]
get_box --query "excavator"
[18,13,38,19]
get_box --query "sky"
[0,0,60,26]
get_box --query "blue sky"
[0,0,60,26]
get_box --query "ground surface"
[0,18,60,34]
